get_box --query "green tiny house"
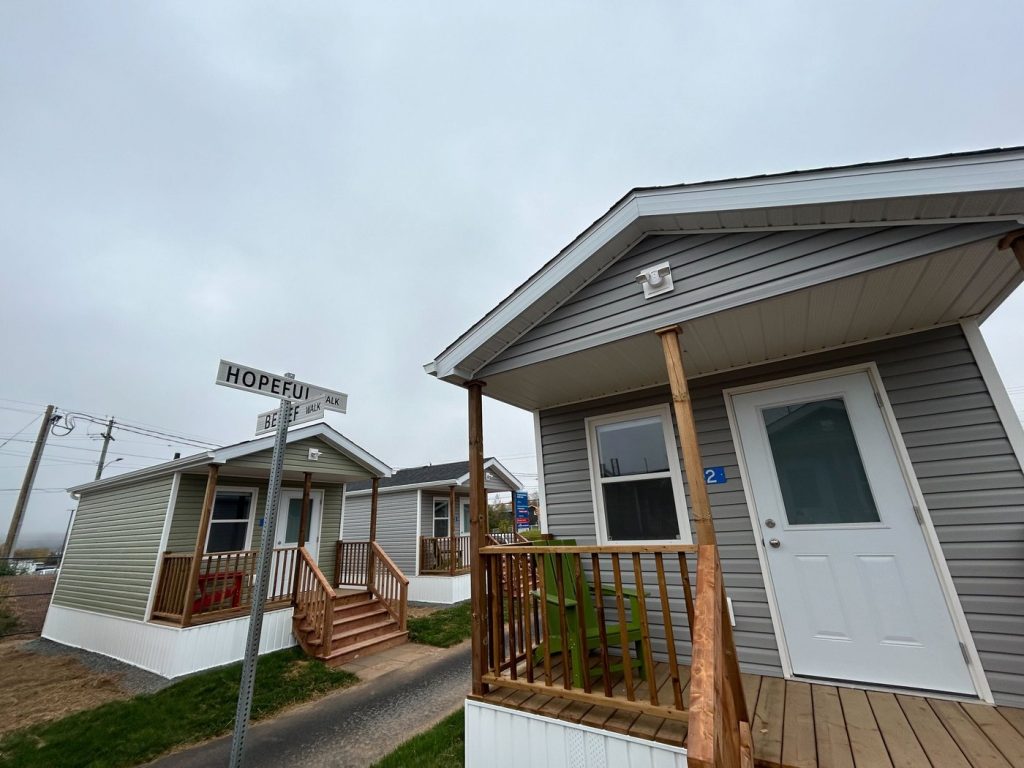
[44,423,405,678]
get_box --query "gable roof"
[426,146,1024,385]
[68,422,391,495]
[346,457,523,494]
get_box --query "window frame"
[584,404,692,545]
[204,485,260,554]
[459,498,471,535]
[432,497,450,538]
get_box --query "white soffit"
[480,240,1022,411]
[428,148,1024,384]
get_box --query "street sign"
[254,395,326,436]
[216,359,348,413]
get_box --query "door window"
[762,398,880,526]
[283,498,303,543]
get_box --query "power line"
[0,414,41,451]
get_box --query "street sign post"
[216,362,344,768]
[217,359,348,413]
[254,395,326,436]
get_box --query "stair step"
[322,630,409,667]
[333,606,390,631]
[334,590,374,607]
[333,598,382,619]
[331,619,399,650]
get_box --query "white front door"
[276,489,322,550]
[731,370,975,695]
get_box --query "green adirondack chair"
[531,540,647,688]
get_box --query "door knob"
[768,538,781,549]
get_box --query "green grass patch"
[407,601,472,648]
[0,647,357,768]
[372,708,464,768]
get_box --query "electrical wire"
[0,414,40,451]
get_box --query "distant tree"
[13,547,50,560]
[488,502,512,534]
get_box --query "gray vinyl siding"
[422,492,471,537]
[166,472,342,575]
[485,222,1013,375]
[230,437,374,478]
[53,474,173,621]
[539,325,1024,706]
[342,489,419,576]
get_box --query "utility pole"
[94,417,115,481]
[1,404,56,559]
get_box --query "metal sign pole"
[228,378,294,768]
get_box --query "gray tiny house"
[43,423,407,677]
[428,148,1024,766]
[342,458,524,603]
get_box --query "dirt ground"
[406,603,443,619]
[0,640,130,736]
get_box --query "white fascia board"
[428,149,1024,382]
[455,458,526,491]
[67,454,212,495]
[345,479,462,497]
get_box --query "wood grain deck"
[475,659,1024,767]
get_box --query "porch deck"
[477,657,1024,767]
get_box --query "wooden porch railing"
[485,532,531,545]
[369,541,408,630]
[419,534,472,574]
[687,545,751,768]
[151,546,298,624]
[294,547,334,650]
[334,540,370,587]
[479,542,697,721]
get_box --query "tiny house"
[427,148,1024,767]
[342,458,525,603]
[43,423,409,678]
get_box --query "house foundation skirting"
[408,573,471,604]
[41,603,296,678]
[464,699,687,768]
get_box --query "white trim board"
[533,410,549,534]
[145,472,181,620]
[722,361,992,702]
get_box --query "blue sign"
[514,490,531,531]
[704,466,726,485]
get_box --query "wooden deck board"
[479,658,1024,768]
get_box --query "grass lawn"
[372,709,465,768]
[407,601,472,648]
[0,647,357,768]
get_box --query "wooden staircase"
[292,544,410,667]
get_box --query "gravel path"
[24,637,171,696]
[149,641,471,768]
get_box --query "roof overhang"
[426,148,1024,388]
[345,458,525,497]
[68,422,391,496]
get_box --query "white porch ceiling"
[481,238,1022,411]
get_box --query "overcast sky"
[2,2,1023,547]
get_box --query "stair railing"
[686,544,752,768]
[369,542,409,630]
[295,547,334,651]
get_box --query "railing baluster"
[632,553,658,706]
[553,552,572,690]
[655,552,684,710]
[520,553,534,684]
[572,553,591,694]
[680,551,696,636]
[506,553,518,679]
[611,553,635,701]
[590,553,613,697]
[536,551,552,686]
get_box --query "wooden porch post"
[656,325,748,723]
[467,380,488,695]
[656,325,717,546]
[998,229,1024,270]
[366,476,379,587]
[292,471,313,605]
[448,485,457,575]
[181,464,219,626]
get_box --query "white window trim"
[585,403,692,545]
[432,497,451,538]
[277,488,326,550]
[459,497,471,535]
[205,485,260,553]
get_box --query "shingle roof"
[347,458,495,492]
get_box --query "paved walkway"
[150,641,471,768]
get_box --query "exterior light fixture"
[635,262,674,299]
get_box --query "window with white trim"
[460,498,471,534]
[432,498,450,537]
[206,489,256,552]
[586,405,691,544]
